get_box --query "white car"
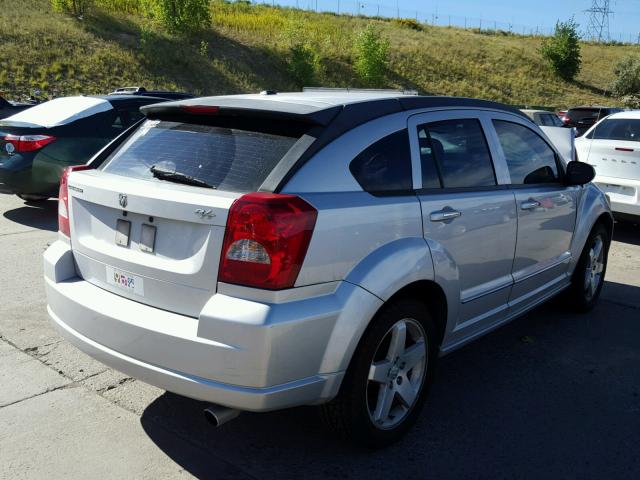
[576,111,640,220]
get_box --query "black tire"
[320,298,438,448]
[566,223,610,312]
[17,194,49,202]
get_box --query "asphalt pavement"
[1,193,639,480]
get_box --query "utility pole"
[585,0,612,42]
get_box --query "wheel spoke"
[400,341,426,371]
[386,322,407,361]
[590,276,597,296]
[595,262,604,274]
[395,377,417,407]
[592,238,603,260]
[373,384,395,423]
[368,361,391,383]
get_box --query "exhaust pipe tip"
[203,405,241,427]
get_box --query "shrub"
[51,0,93,16]
[283,22,320,88]
[353,24,390,87]
[620,94,640,108]
[392,18,423,31]
[539,18,582,81]
[288,43,320,87]
[151,0,211,35]
[611,56,640,97]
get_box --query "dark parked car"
[0,95,38,120]
[108,86,195,101]
[0,91,193,200]
[565,106,623,136]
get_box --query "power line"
[585,0,613,42]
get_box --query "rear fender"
[345,237,435,301]
[320,238,442,379]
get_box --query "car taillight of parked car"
[58,165,92,237]
[2,134,56,153]
[218,193,318,290]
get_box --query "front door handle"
[430,209,462,222]
[520,199,541,210]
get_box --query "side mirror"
[565,161,595,186]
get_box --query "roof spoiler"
[141,99,342,126]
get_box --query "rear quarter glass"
[101,120,302,193]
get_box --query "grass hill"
[1,0,639,109]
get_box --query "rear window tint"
[585,118,640,142]
[101,120,300,192]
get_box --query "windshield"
[101,120,300,192]
[586,118,640,142]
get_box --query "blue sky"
[270,0,640,42]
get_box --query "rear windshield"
[1,96,113,128]
[101,120,300,192]
[586,118,640,142]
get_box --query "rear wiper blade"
[150,165,215,189]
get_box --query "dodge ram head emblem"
[118,194,128,209]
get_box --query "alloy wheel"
[366,318,427,430]
[584,235,605,301]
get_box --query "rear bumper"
[44,241,382,411]
[594,175,640,217]
[0,155,59,195]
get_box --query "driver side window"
[493,120,560,185]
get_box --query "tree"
[51,0,92,17]
[540,18,582,81]
[354,24,390,87]
[151,0,211,35]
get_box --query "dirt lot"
[1,193,639,479]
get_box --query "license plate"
[106,266,144,296]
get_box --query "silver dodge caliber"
[44,91,613,447]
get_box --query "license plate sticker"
[106,266,144,296]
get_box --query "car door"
[408,110,518,346]
[488,113,578,316]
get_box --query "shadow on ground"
[140,284,640,479]
[613,220,639,247]
[3,199,58,232]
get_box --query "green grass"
[1,0,638,108]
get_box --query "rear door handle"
[430,209,462,222]
[520,199,541,210]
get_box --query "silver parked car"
[44,91,612,447]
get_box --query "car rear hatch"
[66,111,319,318]
[582,118,640,181]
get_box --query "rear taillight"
[58,165,92,237]
[3,134,56,153]
[219,193,318,290]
